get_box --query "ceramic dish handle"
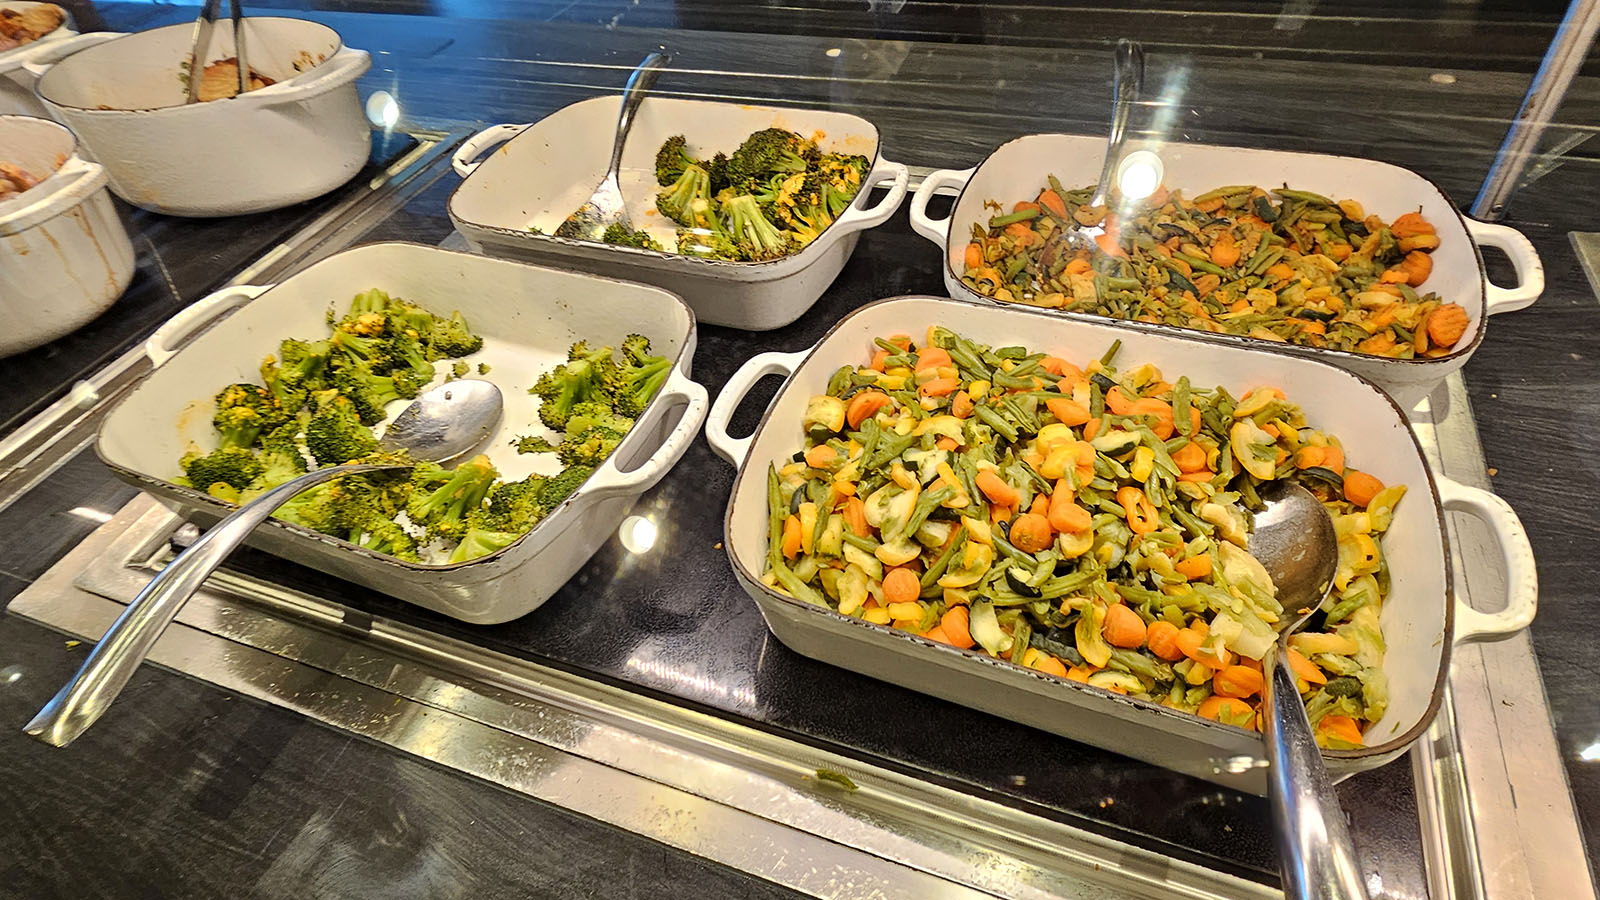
[830,158,910,234]
[249,47,372,107]
[0,156,108,236]
[908,167,975,247]
[1464,218,1545,315]
[145,285,270,368]
[705,350,805,467]
[1436,476,1539,643]
[16,30,124,79]
[581,369,709,502]
[453,124,530,179]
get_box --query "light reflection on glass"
[1116,150,1163,201]
[366,90,401,129]
[66,506,112,524]
[619,515,658,554]
[1579,741,1600,762]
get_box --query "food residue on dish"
[0,3,64,52]
[191,57,276,102]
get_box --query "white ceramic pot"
[0,114,133,355]
[449,96,910,331]
[908,134,1545,409]
[0,2,86,116]
[706,295,1537,793]
[31,17,371,217]
[98,243,709,625]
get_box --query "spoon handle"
[1263,653,1371,900]
[1088,39,1144,210]
[606,51,671,179]
[23,463,397,747]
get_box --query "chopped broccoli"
[406,454,498,543]
[657,164,713,229]
[654,134,696,186]
[352,516,421,562]
[213,383,285,449]
[304,397,377,465]
[272,480,338,532]
[329,328,386,370]
[539,465,593,509]
[705,152,733,194]
[724,194,793,261]
[601,222,664,251]
[478,363,491,375]
[386,332,436,383]
[610,335,672,417]
[182,446,264,491]
[247,421,309,493]
[426,310,484,360]
[449,477,549,563]
[515,434,560,455]
[675,222,739,260]
[530,344,614,431]
[728,128,817,185]
[450,360,471,381]
[332,364,416,425]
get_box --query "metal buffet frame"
[1,148,1593,899]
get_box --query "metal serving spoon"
[1248,481,1370,900]
[24,380,504,748]
[555,51,671,241]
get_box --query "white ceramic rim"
[0,2,70,62]
[95,241,701,574]
[719,293,1454,762]
[448,99,886,272]
[33,16,346,113]
[940,133,1493,370]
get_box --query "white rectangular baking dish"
[908,134,1545,409]
[97,242,708,625]
[448,95,910,331]
[705,295,1536,793]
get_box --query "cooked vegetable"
[761,327,1406,746]
[962,180,1469,358]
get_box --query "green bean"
[1246,247,1284,276]
[989,207,1041,228]
[973,404,1019,442]
[864,429,918,470]
[826,366,853,396]
[1273,187,1336,207]
[1009,619,1033,664]
[1173,251,1227,277]
[842,531,880,553]
[919,525,967,588]
[1099,340,1122,366]
[904,486,955,538]
[1193,185,1257,203]
[766,465,785,570]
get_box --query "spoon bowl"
[555,52,670,241]
[24,380,505,747]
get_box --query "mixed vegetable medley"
[762,327,1406,747]
[962,179,1470,359]
[599,127,869,260]
[177,289,670,565]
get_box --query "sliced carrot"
[1175,555,1212,579]
[1213,665,1265,698]
[1389,211,1435,239]
[1343,469,1385,507]
[1036,190,1067,218]
[842,496,869,537]
[1064,257,1092,276]
[1010,512,1054,553]
[1094,231,1123,257]
[1012,200,1041,214]
[1171,442,1208,473]
[1082,417,1102,440]
[1178,470,1215,483]
[1146,621,1184,662]
[941,605,975,649]
[883,567,920,605]
[1210,237,1241,268]
[1048,479,1093,533]
[1177,628,1231,668]
[963,242,984,270]
[922,625,954,645]
[1034,654,1069,677]
[950,390,975,419]
[1065,665,1094,683]
[1038,356,1067,376]
[1105,387,1135,415]
[1197,696,1254,723]
[804,445,837,468]
[886,334,912,350]
[1028,494,1049,517]
[1045,397,1091,427]
[1103,603,1147,649]
[1117,486,1158,534]
[1294,445,1327,470]
[869,349,890,372]
[1318,714,1365,746]
[782,515,802,559]
[846,391,893,428]
[1286,649,1328,686]
[1129,397,1175,439]
[975,470,1021,508]
[935,436,959,452]
[919,377,960,398]
[915,346,952,371]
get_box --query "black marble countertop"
[1,2,1596,896]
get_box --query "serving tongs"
[185,0,249,104]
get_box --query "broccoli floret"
[728,128,816,184]
[213,405,269,451]
[557,426,627,467]
[386,332,436,384]
[182,446,264,491]
[705,152,733,194]
[602,222,664,251]
[273,480,338,532]
[675,223,739,260]
[657,164,712,228]
[654,134,696,186]
[724,194,793,261]
[353,516,420,562]
[386,300,438,343]
[332,365,409,425]
[475,477,547,533]
[426,310,484,360]
[539,465,593,509]
[531,344,614,431]
[608,335,672,417]
[447,527,520,564]
[213,383,285,449]
[329,328,386,370]
[304,397,377,465]
[247,421,309,493]
[515,435,560,455]
[278,338,332,391]
[347,288,393,319]
[405,454,498,543]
